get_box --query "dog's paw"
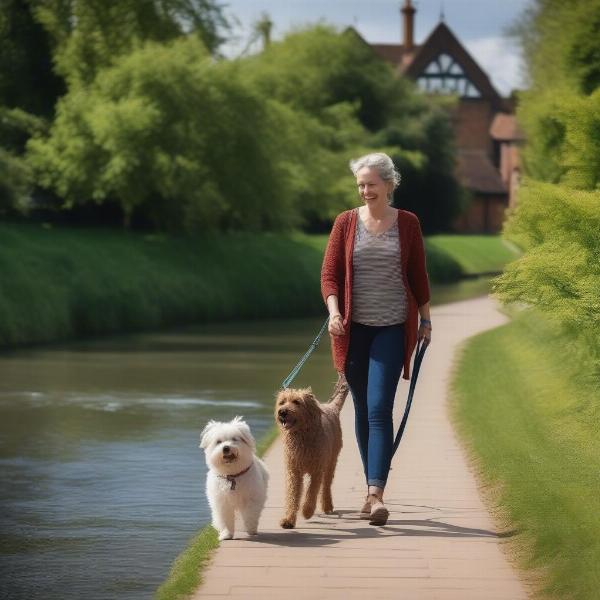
[322,502,334,515]
[280,517,295,529]
[218,530,234,541]
[302,503,316,520]
[246,529,258,536]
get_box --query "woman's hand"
[328,313,346,336]
[418,320,432,346]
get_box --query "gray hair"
[349,152,401,189]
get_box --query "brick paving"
[192,296,531,599]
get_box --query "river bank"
[0,222,519,350]
[180,296,529,600]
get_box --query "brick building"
[353,0,524,233]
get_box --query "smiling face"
[356,167,393,206]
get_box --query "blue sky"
[221,0,531,95]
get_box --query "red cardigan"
[321,208,430,379]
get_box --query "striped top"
[351,211,408,326]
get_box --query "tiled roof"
[370,44,420,69]
[456,150,507,195]
[490,113,526,141]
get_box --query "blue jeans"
[344,322,405,488]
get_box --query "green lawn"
[451,313,600,599]
[427,235,521,274]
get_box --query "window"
[417,53,482,98]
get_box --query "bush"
[493,181,600,372]
[518,88,600,188]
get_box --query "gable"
[403,22,501,104]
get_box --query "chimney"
[401,0,416,50]
[256,13,273,50]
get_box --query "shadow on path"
[244,514,514,548]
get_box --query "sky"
[221,0,531,96]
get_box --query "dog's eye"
[278,400,285,406]
[232,437,238,441]
[292,399,300,405]
[216,440,222,444]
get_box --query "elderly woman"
[321,152,431,526]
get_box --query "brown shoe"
[359,495,372,519]
[368,494,389,526]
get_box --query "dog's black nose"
[279,409,287,417]
[223,445,230,454]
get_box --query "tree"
[240,25,464,232]
[495,0,600,374]
[0,0,65,116]
[27,37,313,230]
[34,0,229,87]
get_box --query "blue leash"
[280,316,330,389]
[391,339,428,457]
[281,319,428,457]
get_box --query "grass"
[450,312,600,599]
[0,223,520,349]
[155,425,279,600]
[0,223,327,348]
[427,234,521,275]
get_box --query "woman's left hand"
[418,323,432,346]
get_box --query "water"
[0,278,491,600]
[0,318,338,600]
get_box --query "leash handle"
[391,340,428,458]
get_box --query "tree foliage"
[33,0,229,87]
[239,26,464,232]
[0,147,32,215]
[0,0,65,116]
[494,182,600,366]
[21,21,462,232]
[496,0,600,372]
[27,37,294,230]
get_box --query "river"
[0,278,491,600]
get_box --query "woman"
[321,152,431,526]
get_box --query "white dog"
[199,416,269,541]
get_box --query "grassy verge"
[0,223,327,348]
[427,234,521,275]
[450,312,600,599]
[0,224,519,349]
[155,425,279,600]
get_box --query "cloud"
[464,36,526,96]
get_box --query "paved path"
[192,296,530,599]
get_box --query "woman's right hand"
[328,313,345,336]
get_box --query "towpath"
[192,296,530,599]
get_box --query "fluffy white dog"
[199,416,269,541]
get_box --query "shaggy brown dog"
[275,376,349,529]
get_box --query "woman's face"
[356,167,393,206]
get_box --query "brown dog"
[275,376,349,529]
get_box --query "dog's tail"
[328,373,349,414]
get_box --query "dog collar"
[218,464,252,490]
